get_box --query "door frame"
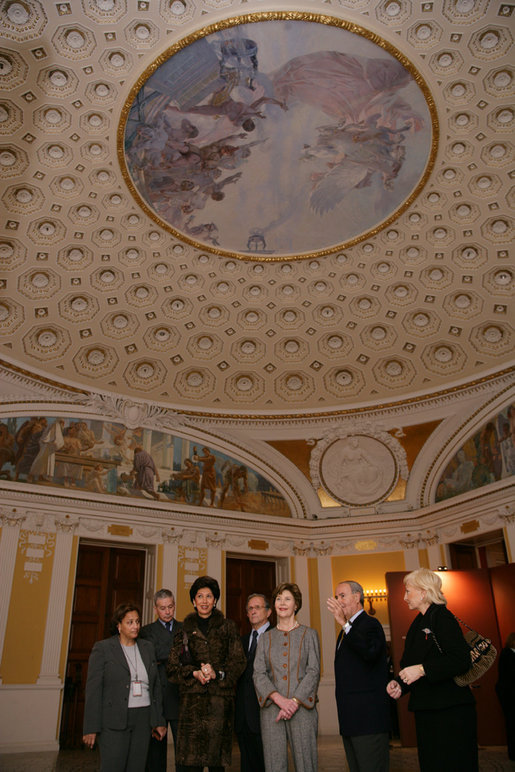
[58,537,157,746]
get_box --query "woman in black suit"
[83,603,166,771]
[386,568,478,772]
[496,631,515,761]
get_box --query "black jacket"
[83,635,164,734]
[235,624,271,734]
[335,610,390,736]
[140,618,182,721]
[399,603,474,711]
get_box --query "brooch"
[422,628,432,641]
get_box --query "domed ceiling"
[0,0,513,416]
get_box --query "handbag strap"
[452,614,475,633]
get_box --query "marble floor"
[0,738,513,772]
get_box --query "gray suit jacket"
[140,618,182,721]
[83,635,165,734]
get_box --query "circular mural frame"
[119,12,438,261]
[319,435,399,507]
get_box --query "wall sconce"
[364,588,387,616]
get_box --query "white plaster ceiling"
[0,0,513,417]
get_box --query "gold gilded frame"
[118,11,439,262]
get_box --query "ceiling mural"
[435,403,515,502]
[122,15,434,258]
[0,416,291,516]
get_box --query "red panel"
[386,569,506,747]
[386,572,417,746]
[489,563,515,646]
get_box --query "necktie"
[164,621,172,632]
[249,629,258,656]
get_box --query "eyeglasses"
[247,605,266,611]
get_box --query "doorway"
[59,542,148,749]
[226,556,278,635]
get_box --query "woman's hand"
[152,726,167,741]
[398,664,425,685]
[83,733,96,749]
[193,669,209,685]
[386,680,402,699]
[201,662,216,680]
[271,692,300,721]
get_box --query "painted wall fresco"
[0,416,290,516]
[436,404,515,502]
[123,17,432,257]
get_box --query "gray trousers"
[342,732,389,772]
[261,704,318,772]
[98,706,151,772]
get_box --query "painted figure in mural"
[0,422,15,479]
[499,420,515,476]
[116,471,134,497]
[76,420,103,453]
[160,457,200,502]
[193,446,217,507]
[219,461,249,509]
[28,418,65,483]
[480,422,502,481]
[132,445,161,501]
[55,422,84,488]
[440,450,474,498]
[85,463,109,493]
[14,417,47,480]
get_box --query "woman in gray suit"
[253,582,320,772]
[83,603,166,771]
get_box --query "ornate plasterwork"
[310,424,408,507]
[83,393,186,431]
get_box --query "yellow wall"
[1,530,56,683]
[307,557,322,675]
[330,551,405,627]
[58,535,80,680]
[176,546,207,620]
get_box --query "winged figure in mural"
[271,51,425,213]
[302,116,412,214]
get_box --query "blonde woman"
[253,582,320,772]
[386,568,478,772]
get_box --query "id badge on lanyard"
[132,680,142,697]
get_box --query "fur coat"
[167,608,246,766]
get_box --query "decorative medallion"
[310,428,408,507]
[120,12,436,260]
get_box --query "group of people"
[83,568,503,772]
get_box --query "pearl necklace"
[276,620,299,632]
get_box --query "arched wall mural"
[436,403,515,502]
[0,415,290,516]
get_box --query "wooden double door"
[59,543,146,748]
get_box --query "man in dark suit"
[327,580,390,772]
[235,593,272,772]
[140,588,182,772]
